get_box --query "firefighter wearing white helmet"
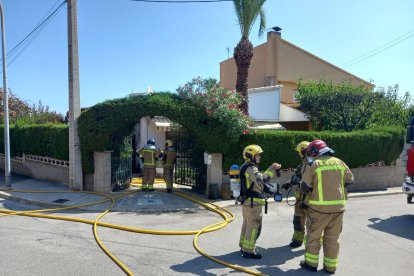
[282,141,311,248]
[137,138,161,191]
[238,144,282,259]
[159,139,177,193]
[299,139,354,274]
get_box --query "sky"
[2,0,414,115]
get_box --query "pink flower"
[242,129,249,135]
[227,104,235,109]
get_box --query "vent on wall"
[293,90,299,103]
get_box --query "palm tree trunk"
[234,38,253,116]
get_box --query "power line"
[341,31,414,68]
[0,0,66,69]
[340,29,414,68]
[308,29,414,79]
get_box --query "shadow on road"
[170,245,316,275]
[368,215,414,241]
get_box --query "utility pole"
[67,0,83,190]
[0,0,11,188]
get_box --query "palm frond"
[233,0,267,39]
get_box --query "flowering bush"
[177,77,250,143]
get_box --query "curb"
[0,191,66,209]
[212,189,405,208]
[348,190,404,199]
[0,189,406,211]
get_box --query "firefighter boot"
[290,239,303,248]
[300,260,317,272]
[323,266,335,274]
[242,249,262,259]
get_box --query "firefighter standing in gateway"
[239,144,281,259]
[160,139,177,193]
[282,141,310,248]
[299,139,354,274]
[137,138,160,192]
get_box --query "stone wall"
[0,154,69,185]
[221,163,404,196]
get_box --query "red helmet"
[307,139,333,157]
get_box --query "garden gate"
[169,127,206,192]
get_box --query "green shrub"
[77,92,248,174]
[0,124,68,160]
[223,126,404,170]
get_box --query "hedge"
[0,101,404,175]
[0,124,69,160]
[78,93,240,174]
[223,126,404,170]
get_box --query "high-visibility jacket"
[301,155,354,213]
[161,147,177,168]
[241,162,276,206]
[292,159,308,198]
[137,145,160,169]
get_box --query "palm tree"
[232,0,267,115]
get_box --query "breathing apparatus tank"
[229,164,241,203]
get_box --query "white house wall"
[279,103,309,122]
[138,116,166,149]
[248,87,280,121]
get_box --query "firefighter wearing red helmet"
[238,144,282,259]
[299,139,354,274]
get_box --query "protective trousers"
[163,167,174,190]
[239,204,263,253]
[142,168,155,190]
[292,186,307,243]
[304,209,343,273]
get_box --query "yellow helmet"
[243,144,263,161]
[165,140,173,147]
[295,141,310,158]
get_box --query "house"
[220,29,373,130]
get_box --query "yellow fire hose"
[0,180,266,276]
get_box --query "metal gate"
[111,136,132,191]
[169,127,206,192]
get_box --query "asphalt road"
[0,194,412,276]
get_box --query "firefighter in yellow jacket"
[299,139,354,274]
[281,141,310,248]
[160,139,177,193]
[137,138,160,192]
[239,144,282,259]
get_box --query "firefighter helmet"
[165,139,173,147]
[243,144,263,161]
[307,139,334,157]
[295,141,310,158]
[147,138,156,145]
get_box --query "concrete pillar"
[206,153,223,197]
[93,151,112,194]
[68,0,83,191]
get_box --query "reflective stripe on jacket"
[302,156,354,213]
[138,145,159,168]
[162,147,176,168]
[243,164,276,206]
